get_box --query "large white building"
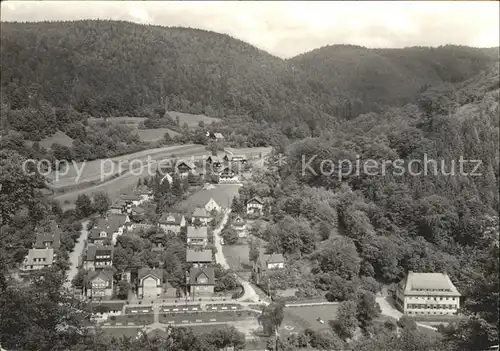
[396,271,461,316]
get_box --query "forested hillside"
[238,63,499,350]
[290,44,499,114]
[1,20,497,140]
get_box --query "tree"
[92,192,110,217]
[332,300,358,340]
[0,268,94,350]
[249,239,260,264]
[221,227,238,245]
[397,315,417,331]
[230,197,245,214]
[356,290,381,332]
[116,280,130,300]
[202,325,245,350]
[74,194,93,218]
[258,299,286,343]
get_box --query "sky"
[1,1,499,58]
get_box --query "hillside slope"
[290,44,498,114]
[1,20,497,128]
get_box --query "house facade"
[88,215,129,245]
[86,270,114,299]
[138,268,164,299]
[177,161,196,178]
[192,207,211,225]
[205,198,221,213]
[246,197,264,216]
[158,213,186,234]
[396,272,461,316]
[218,167,239,184]
[253,252,285,283]
[34,229,61,250]
[84,245,113,271]
[186,249,212,267]
[189,267,215,297]
[186,226,208,247]
[21,248,55,272]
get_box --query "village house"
[231,154,248,164]
[188,266,215,297]
[134,185,153,202]
[85,269,114,300]
[204,198,221,213]
[214,132,224,142]
[186,249,212,267]
[150,232,168,251]
[395,271,461,315]
[158,213,186,234]
[206,156,223,169]
[120,193,142,213]
[110,199,127,214]
[34,223,61,250]
[253,252,285,283]
[192,207,211,225]
[21,248,55,272]
[218,167,239,184]
[84,244,114,271]
[231,215,247,237]
[177,160,197,178]
[88,215,129,245]
[137,268,165,299]
[130,206,145,222]
[246,197,264,216]
[186,226,208,247]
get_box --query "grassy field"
[282,305,339,333]
[226,147,273,158]
[167,111,221,128]
[175,184,242,213]
[25,130,74,149]
[222,244,251,271]
[135,128,180,142]
[53,145,209,209]
[48,144,203,189]
[101,327,143,338]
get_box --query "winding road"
[64,220,89,290]
[212,209,261,303]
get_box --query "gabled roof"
[111,199,126,208]
[214,132,224,139]
[232,215,246,227]
[220,167,235,176]
[205,198,220,207]
[177,160,196,170]
[24,248,54,266]
[248,196,263,204]
[207,156,222,163]
[192,207,209,218]
[132,206,145,215]
[86,244,113,261]
[138,268,164,281]
[159,213,185,225]
[186,249,212,262]
[187,226,208,239]
[90,215,128,238]
[401,272,461,296]
[189,267,215,285]
[86,269,113,286]
[34,227,61,249]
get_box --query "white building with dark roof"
[186,226,208,247]
[395,271,461,315]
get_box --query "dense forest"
[1,20,498,143]
[0,19,499,350]
[234,63,499,350]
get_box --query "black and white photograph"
[0,1,499,350]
